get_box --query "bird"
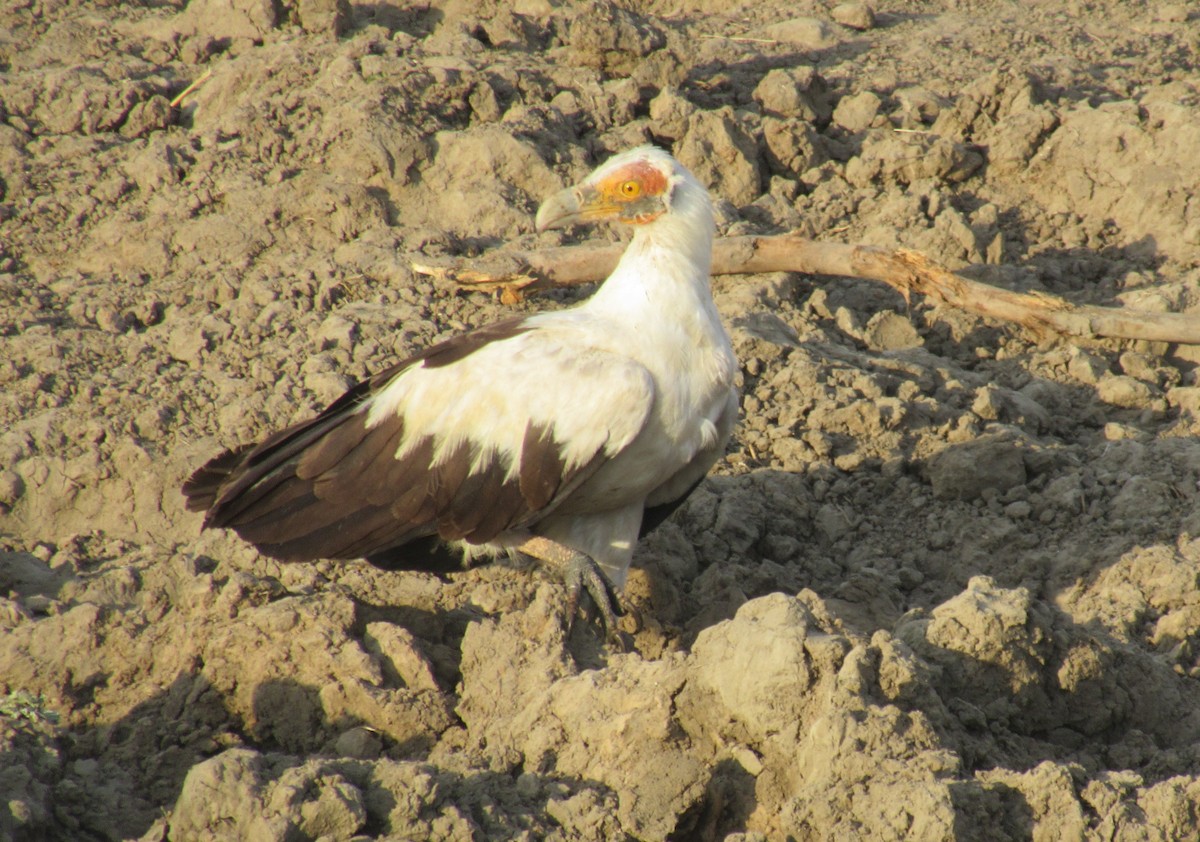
[182,145,739,637]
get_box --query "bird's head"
[535,146,697,233]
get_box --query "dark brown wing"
[181,316,626,569]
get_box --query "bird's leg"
[516,536,625,640]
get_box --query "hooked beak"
[536,186,583,232]
[535,184,614,232]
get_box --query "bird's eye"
[620,180,641,198]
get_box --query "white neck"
[585,177,716,316]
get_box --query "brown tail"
[182,444,255,513]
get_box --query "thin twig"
[170,67,214,108]
[699,33,780,43]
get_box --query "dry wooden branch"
[414,233,1200,345]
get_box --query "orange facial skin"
[592,160,670,224]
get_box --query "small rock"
[846,133,983,186]
[1040,474,1083,513]
[761,117,825,175]
[895,86,948,125]
[648,88,697,140]
[984,231,1005,264]
[305,371,354,403]
[120,96,174,138]
[832,90,883,132]
[294,773,368,839]
[565,0,666,76]
[834,305,862,337]
[363,622,442,692]
[752,67,832,123]
[0,470,25,505]
[1110,476,1175,522]
[472,8,545,51]
[675,108,763,206]
[1097,373,1156,409]
[296,0,352,36]
[166,321,211,363]
[1005,500,1032,519]
[831,2,877,30]
[1167,386,1200,418]
[972,386,1004,421]
[1156,3,1189,23]
[816,503,854,542]
[897,566,925,588]
[862,311,922,350]
[1118,351,1168,386]
[317,314,359,350]
[94,305,129,333]
[128,138,186,194]
[805,430,834,458]
[178,0,279,40]
[138,297,166,327]
[333,726,382,759]
[934,207,981,256]
[686,594,836,744]
[1102,422,1150,442]
[833,451,866,472]
[1068,349,1109,385]
[928,436,1027,501]
[469,81,504,123]
[762,17,840,50]
[179,34,219,64]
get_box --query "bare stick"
[414,233,1200,346]
[170,67,214,108]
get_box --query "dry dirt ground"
[4,0,1200,839]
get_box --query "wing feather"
[438,463,505,541]
[223,474,314,528]
[182,444,254,512]
[519,422,565,510]
[311,419,405,500]
[234,489,345,543]
[296,414,391,480]
[428,439,476,509]
[265,505,410,561]
[464,481,529,544]
[381,437,436,515]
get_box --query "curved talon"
[563,551,625,641]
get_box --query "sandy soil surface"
[4,0,1200,839]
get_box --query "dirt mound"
[4,0,1200,839]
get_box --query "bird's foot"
[562,551,626,645]
[516,536,626,646]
